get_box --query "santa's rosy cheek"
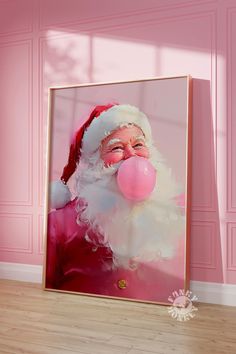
[135,147,149,159]
[103,152,124,166]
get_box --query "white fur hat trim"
[81,104,152,157]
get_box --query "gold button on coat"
[118,279,127,289]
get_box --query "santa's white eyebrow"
[106,138,122,147]
[106,135,146,147]
[135,135,145,141]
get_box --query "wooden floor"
[0,280,236,354]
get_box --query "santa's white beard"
[75,147,185,269]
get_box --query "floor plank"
[0,279,236,354]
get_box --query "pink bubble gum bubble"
[117,156,157,201]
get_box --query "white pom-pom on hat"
[50,180,72,210]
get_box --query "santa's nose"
[123,145,136,159]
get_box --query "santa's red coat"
[46,199,186,303]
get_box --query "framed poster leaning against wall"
[43,75,192,305]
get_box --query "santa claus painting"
[45,102,189,304]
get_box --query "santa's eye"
[133,142,144,148]
[111,146,123,152]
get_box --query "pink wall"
[0,0,235,284]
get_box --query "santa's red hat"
[50,103,152,209]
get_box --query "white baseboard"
[0,262,43,283]
[190,280,236,307]
[0,262,235,306]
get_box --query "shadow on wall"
[191,78,223,284]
